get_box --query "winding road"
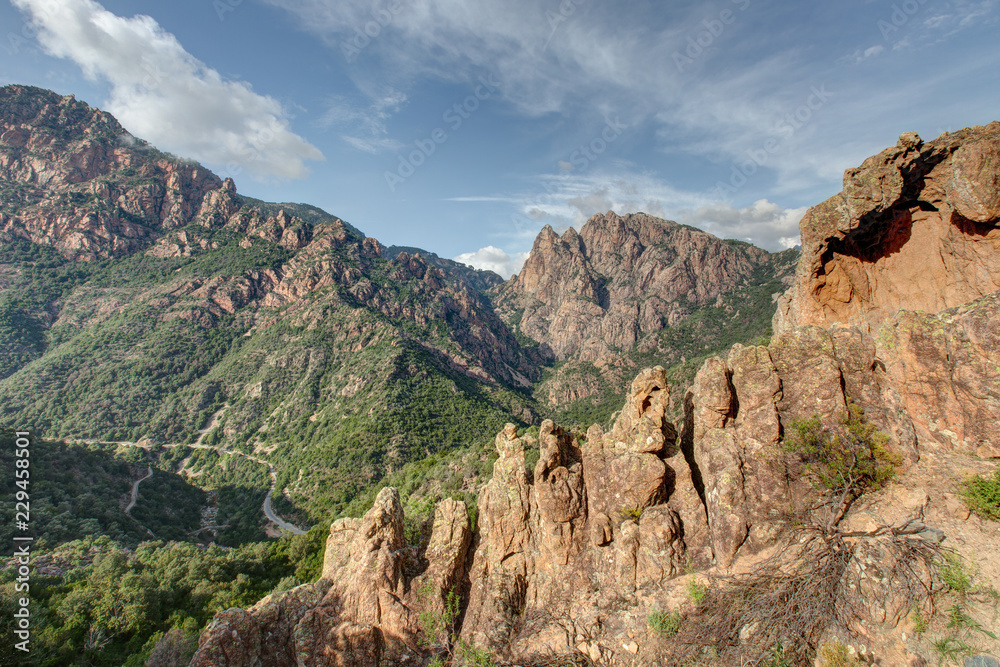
[81,407,308,536]
[125,466,153,514]
[183,405,305,534]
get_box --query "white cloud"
[12,0,323,180]
[454,245,529,279]
[676,200,809,251]
[265,0,997,206]
[319,89,407,153]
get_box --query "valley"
[0,84,997,667]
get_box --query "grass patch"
[959,464,1000,522]
[648,609,682,638]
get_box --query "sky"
[2,0,998,277]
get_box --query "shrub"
[818,641,862,666]
[959,464,1000,522]
[938,551,974,595]
[648,609,682,637]
[418,589,461,651]
[911,607,928,634]
[687,578,708,605]
[784,402,901,529]
[762,643,792,667]
[620,506,644,522]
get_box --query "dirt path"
[125,466,153,514]
[71,407,309,536]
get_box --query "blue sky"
[2,0,998,276]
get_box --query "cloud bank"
[13,0,324,180]
[453,245,529,279]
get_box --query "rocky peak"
[774,122,1000,334]
[772,122,1000,457]
[0,85,125,143]
[495,211,780,362]
[191,486,472,667]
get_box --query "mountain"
[0,84,796,530]
[192,126,1000,667]
[494,211,798,424]
[10,86,994,667]
[0,85,539,528]
[383,245,505,292]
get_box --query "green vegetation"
[959,464,1000,521]
[648,609,682,637]
[620,505,644,522]
[818,642,863,666]
[0,431,207,547]
[784,402,901,506]
[912,606,929,633]
[418,589,462,652]
[0,536,314,666]
[938,551,975,596]
[931,636,976,665]
[686,577,708,605]
[761,643,793,667]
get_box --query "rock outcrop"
[190,488,472,667]
[496,212,784,362]
[877,291,1000,458]
[193,369,721,665]
[773,124,1000,458]
[774,123,1000,335]
[459,368,711,661]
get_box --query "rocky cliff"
[494,211,798,422]
[496,212,784,362]
[775,124,1000,458]
[774,124,1000,334]
[191,124,1000,666]
[0,85,231,260]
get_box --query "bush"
[959,465,1000,522]
[818,641,862,666]
[648,609,682,637]
[784,402,901,530]
[686,577,708,605]
[938,551,974,595]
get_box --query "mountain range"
[1,85,998,667]
[0,84,794,528]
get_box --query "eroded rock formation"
[773,124,1000,458]
[775,123,1000,335]
[191,489,471,667]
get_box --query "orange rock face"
[773,122,1000,458]
[775,123,1000,335]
